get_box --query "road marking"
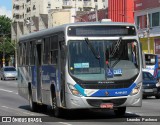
[0,88,17,94]
[0,88,13,93]
[127,111,142,116]
[1,106,35,116]
[58,122,72,125]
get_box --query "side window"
[26,42,30,65]
[30,41,35,65]
[22,43,26,65]
[50,35,58,64]
[148,73,154,80]
[43,37,50,64]
[18,43,23,66]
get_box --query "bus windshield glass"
[68,39,140,81]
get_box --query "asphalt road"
[0,80,160,125]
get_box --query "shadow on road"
[19,105,140,122]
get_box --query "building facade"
[108,0,134,23]
[134,0,160,54]
[75,8,108,22]
[12,0,108,42]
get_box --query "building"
[48,9,73,28]
[12,0,63,39]
[134,0,160,54]
[75,8,108,22]
[108,0,134,23]
[12,0,109,43]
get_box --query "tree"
[0,15,15,67]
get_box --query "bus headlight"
[156,82,160,87]
[68,84,82,96]
[130,82,142,95]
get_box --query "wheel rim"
[52,97,57,109]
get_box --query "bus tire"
[28,90,37,112]
[51,89,63,117]
[156,88,160,99]
[39,104,48,112]
[114,107,126,117]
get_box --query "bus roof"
[19,21,136,42]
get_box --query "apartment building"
[12,0,107,42]
[134,0,160,54]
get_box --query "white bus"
[18,21,143,117]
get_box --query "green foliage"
[0,37,15,54]
[0,15,14,55]
[0,15,11,35]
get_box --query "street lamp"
[95,4,98,22]
[146,12,150,53]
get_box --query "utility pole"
[95,4,98,22]
[2,35,5,67]
[14,40,17,69]
[147,12,150,53]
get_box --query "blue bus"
[143,54,159,78]
[18,21,143,117]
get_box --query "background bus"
[143,54,159,78]
[18,21,143,118]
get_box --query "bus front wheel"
[52,91,63,117]
[114,107,126,117]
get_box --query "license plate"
[100,103,113,109]
[144,89,153,92]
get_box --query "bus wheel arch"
[50,84,63,117]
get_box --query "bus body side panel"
[41,65,57,105]
[18,66,32,100]
[30,65,37,102]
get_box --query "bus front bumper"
[65,92,142,109]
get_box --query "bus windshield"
[68,39,140,81]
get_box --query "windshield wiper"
[110,37,122,58]
[111,38,124,68]
[85,38,100,59]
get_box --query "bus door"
[58,35,66,107]
[35,40,43,102]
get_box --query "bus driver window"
[131,42,137,65]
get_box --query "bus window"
[50,35,58,64]
[43,37,50,64]
[30,41,35,65]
